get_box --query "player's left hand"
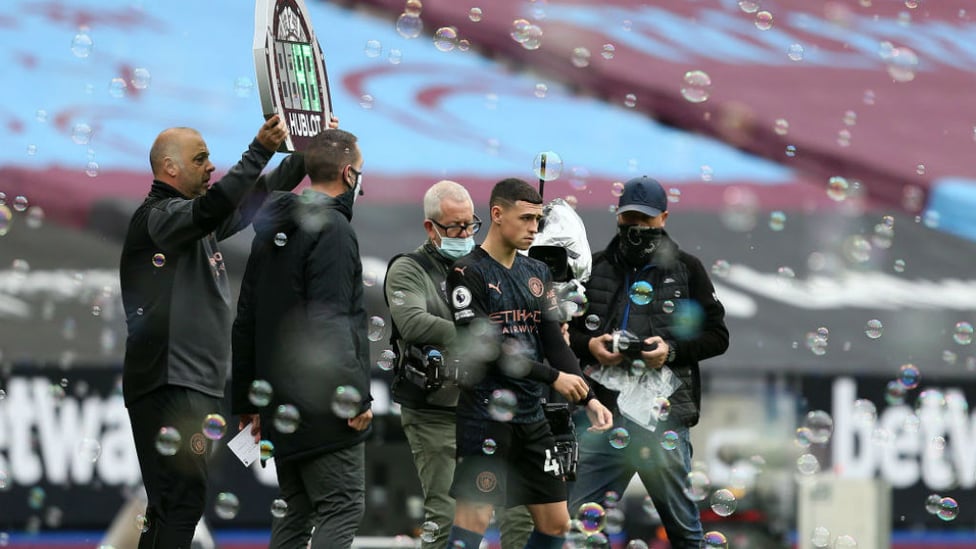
[327,114,339,129]
[348,408,373,431]
[585,399,614,432]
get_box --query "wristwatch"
[665,340,677,364]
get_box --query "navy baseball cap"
[617,176,667,217]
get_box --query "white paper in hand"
[227,424,260,467]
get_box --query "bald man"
[119,115,294,548]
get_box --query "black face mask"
[617,225,663,267]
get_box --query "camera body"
[605,329,658,360]
[401,346,466,391]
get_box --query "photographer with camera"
[567,176,729,548]
[384,180,533,549]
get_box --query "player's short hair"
[489,178,542,209]
[305,129,359,183]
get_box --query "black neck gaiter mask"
[617,225,663,268]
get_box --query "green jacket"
[385,241,459,410]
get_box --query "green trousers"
[401,407,534,549]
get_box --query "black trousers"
[128,385,220,549]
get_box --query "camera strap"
[383,251,449,384]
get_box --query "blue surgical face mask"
[434,227,475,260]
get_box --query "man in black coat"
[567,176,729,548]
[232,128,372,549]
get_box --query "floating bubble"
[273,404,300,433]
[885,380,907,405]
[28,486,46,510]
[71,123,93,145]
[680,70,712,104]
[576,502,606,534]
[833,535,857,548]
[534,83,548,98]
[520,25,543,50]
[273,232,287,247]
[601,44,616,60]
[76,437,101,463]
[785,144,797,157]
[652,397,671,421]
[769,211,786,231]
[788,43,804,61]
[827,176,849,201]
[843,110,858,127]
[488,389,517,421]
[864,319,883,339]
[711,260,731,278]
[754,10,774,30]
[532,151,563,182]
[420,521,439,542]
[584,314,600,331]
[884,45,918,82]
[26,144,37,156]
[362,272,378,288]
[804,410,833,444]
[396,13,423,39]
[403,0,422,16]
[795,427,813,448]
[152,253,166,267]
[796,453,820,475]
[155,427,181,456]
[234,77,254,98]
[71,32,93,58]
[249,379,273,407]
[937,496,959,521]
[85,161,99,177]
[481,438,497,455]
[433,27,458,52]
[774,119,790,136]
[628,281,653,305]
[202,413,227,440]
[661,300,676,314]
[738,1,759,13]
[925,493,942,514]
[667,187,682,203]
[702,530,728,548]
[332,386,363,419]
[954,322,974,345]
[271,498,288,518]
[898,364,920,389]
[215,492,240,520]
[376,349,396,371]
[468,7,483,22]
[842,235,872,264]
[368,316,386,342]
[571,47,592,68]
[660,431,679,452]
[259,440,274,461]
[853,399,877,425]
[683,471,710,501]
[135,513,150,533]
[364,39,382,58]
[811,526,831,548]
[710,489,736,517]
[510,18,531,43]
[108,78,127,99]
[608,427,630,449]
[130,67,151,89]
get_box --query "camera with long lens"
[605,329,658,360]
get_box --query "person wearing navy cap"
[566,176,730,548]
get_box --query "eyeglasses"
[430,213,482,238]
